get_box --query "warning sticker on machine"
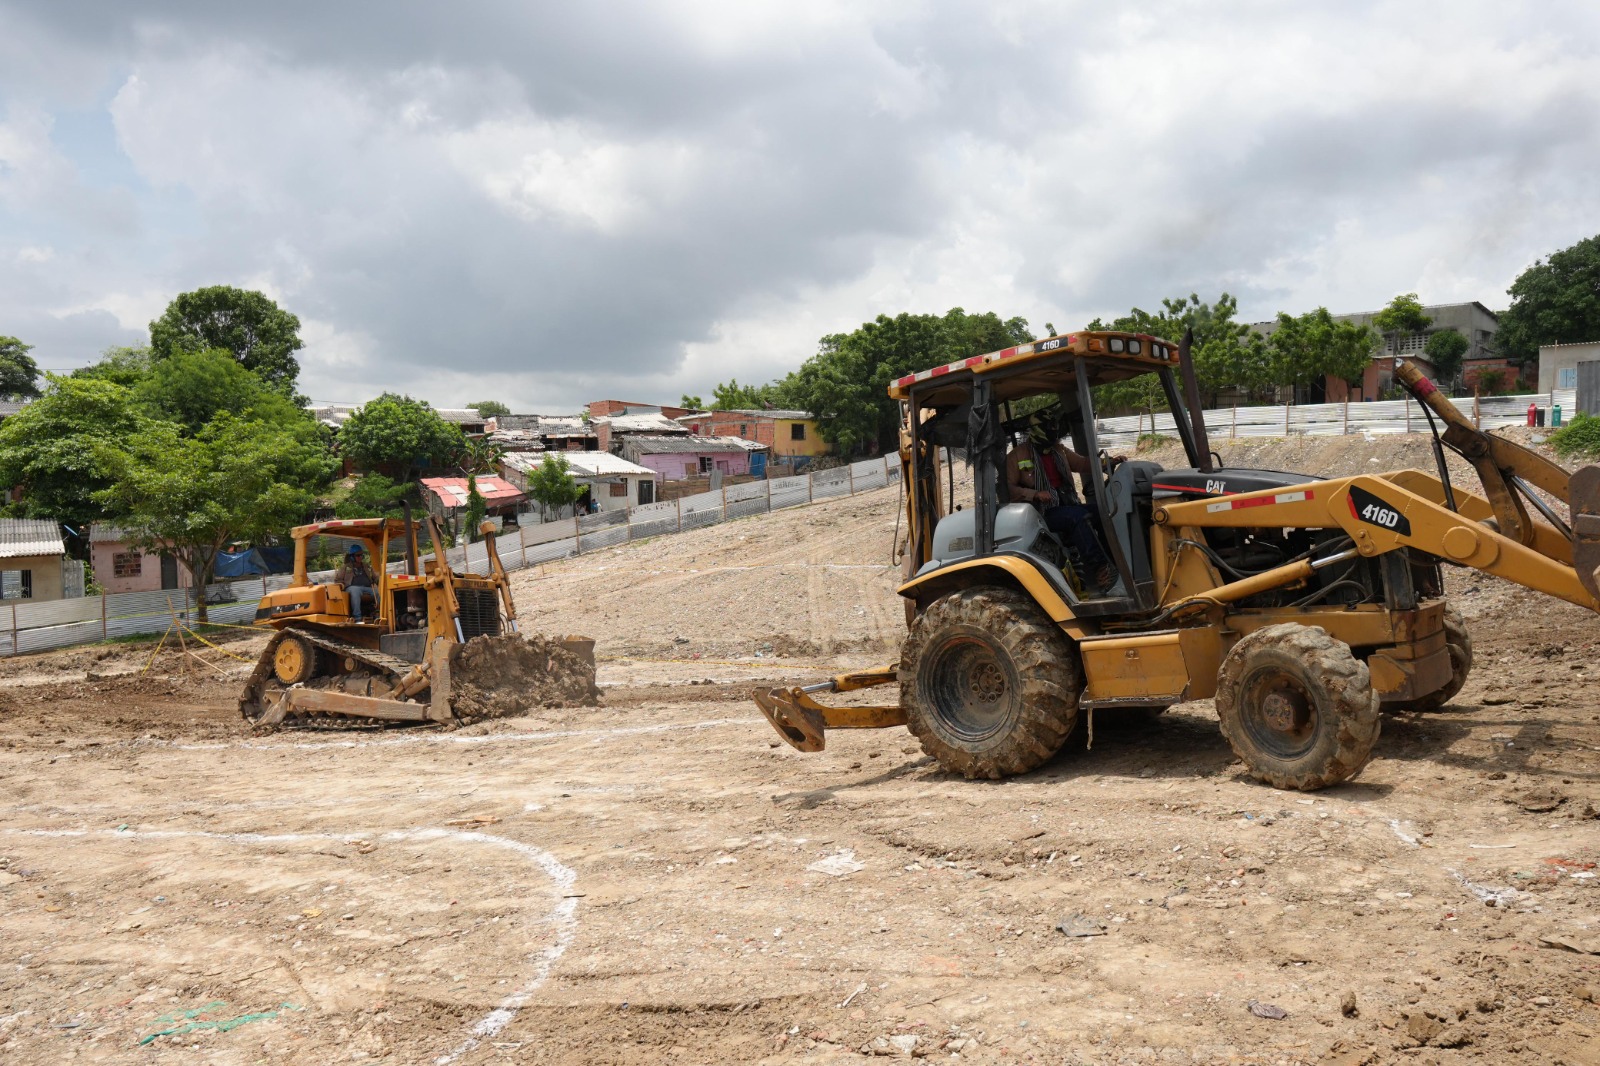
[1347,485,1411,536]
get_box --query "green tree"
[782,308,1032,454]
[1423,328,1470,386]
[710,379,790,410]
[450,435,505,477]
[468,400,510,418]
[1372,293,1432,356]
[1265,309,1381,391]
[0,336,41,400]
[527,453,584,516]
[134,347,304,434]
[1087,294,1270,410]
[148,285,304,396]
[1496,234,1600,367]
[0,376,152,526]
[72,345,153,388]
[339,393,465,476]
[334,474,413,520]
[462,475,487,542]
[679,394,704,410]
[94,414,335,620]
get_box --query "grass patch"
[1136,432,1174,451]
[1549,412,1600,460]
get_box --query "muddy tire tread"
[1216,623,1380,791]
[898,586,1080,780]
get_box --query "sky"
[2,2,1598,412]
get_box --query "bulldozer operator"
[1005,420,1121,591]
[335,543,378,623]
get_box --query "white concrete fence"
[0,455,902,658]
[1095,387,1577,449]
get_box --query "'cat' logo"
[1348,485,1411,536]
[1205,479,1227,494]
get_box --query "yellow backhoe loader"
[239,510,530,728]
[757,329,1599,790]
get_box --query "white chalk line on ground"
[137,716,755,752]
[1,825,577,1063]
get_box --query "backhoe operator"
[1006,427,1119,591]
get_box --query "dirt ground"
[2,433,1599,1065]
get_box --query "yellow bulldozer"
[757,329,1600,790]
[239,510,525,727]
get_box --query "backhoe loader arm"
[1157,474,1600,613]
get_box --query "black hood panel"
[1150,467,1319,499]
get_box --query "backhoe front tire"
[1393,606,1472,713]
[1216,624,1380,791]
[899,587,1080,780]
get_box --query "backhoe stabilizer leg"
[754,665,905,753]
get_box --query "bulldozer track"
[239,627,429,727]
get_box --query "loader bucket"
[755,686,830,752]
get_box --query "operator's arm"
[1006,448,1049,504]
[1062,446,1125,473]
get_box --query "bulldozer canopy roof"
[887,330,1180,408]
[291,517,411,541]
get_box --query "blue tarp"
[213,549,269,578]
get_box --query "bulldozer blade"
[754,678,909,753]
[1570,464,1600,603]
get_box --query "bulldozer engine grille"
[456,587,503,639]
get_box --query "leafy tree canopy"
[468,400,510,417]
[0,336,41,400]
[781,308,1032,454]
[148,285,304,397]
[339,393,464,474]
[94,413,335,620]
[463,475,488,542]
[72,345,154,388]
[0,375,154,527]
[134,346,305,434]
[1087,293,1268,411]
[1266,308,1380,387]
[710,379,791,411]
[1496,234,1600,366]
[1424,328,1470,382]
[679,394,704,410]
[1372,292,1432,340]
[334,474,414,520]
[527,453,584,513]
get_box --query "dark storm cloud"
[4,2,1600,407]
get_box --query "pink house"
[618,435,759,481]
[89,526,190,595]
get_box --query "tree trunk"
[186,549,216,624]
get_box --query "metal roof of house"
[697,408,814,421]
[0,400,30,418]
[620,434,764,455]
[594,413,689,434]
[489,414,591,434]
[88,524,135,544]
[0,519,65,559]
[502,450,656,478]
[419,476,524,508]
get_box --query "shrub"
[1549,412,1600,459]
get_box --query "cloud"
[2,1,1599,409]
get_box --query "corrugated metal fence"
[0,456,903,658]
[1095,388,1577,449]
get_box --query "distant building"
[419,476,525,524]
[0,519,71,601]
[619,435,763,482]
[677,409,832,470]
[1538,340,1600,394]
[485,414,598,452]
[592,412,690,453]
[502,450,661,512]
[1250,300,1502,401]
[88,525,190,595]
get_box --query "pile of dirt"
[447,633,600,719]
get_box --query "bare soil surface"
[3,434,1599,1064]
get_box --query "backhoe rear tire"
[899,586,1080,780]
[1393,606,1472,713]
[1216,624,1380,791]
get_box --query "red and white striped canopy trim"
[894,336,1079,388]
